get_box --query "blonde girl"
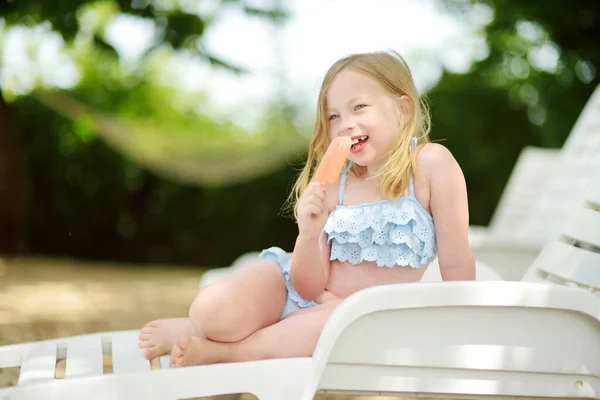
[138,50,475,367]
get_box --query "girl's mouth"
[350,135,368,153]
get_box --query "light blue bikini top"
[323,148,437,269]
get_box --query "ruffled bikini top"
[323,150,437,269]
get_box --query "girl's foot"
[138,318,195,360]
[170,336,227,367]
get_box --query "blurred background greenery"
[0,0,598,269]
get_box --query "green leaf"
[202,53,247,74]
[73,112,97,142]
[243,5,289,23]
[93,35,119,58]
[164,13,205,48]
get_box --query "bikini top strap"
[409,137,417,197]
[338,162,351,204]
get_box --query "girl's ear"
[397,94,414,121]
[391,94,414,129]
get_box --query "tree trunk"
[0,90,28,255]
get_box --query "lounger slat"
[533,241,600,289]
[17,341,57,385]
[0,343,25,369]
[111,331,151,373]
[589,184,600,206]
[563,208,600,247]
[65,335,104,378]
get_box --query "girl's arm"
[420,143,476,281]
[290,231,331,301]
[290,182,335,300]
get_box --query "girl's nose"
[339,118,356,135]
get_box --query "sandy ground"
[0,256,451,400]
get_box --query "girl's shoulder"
[415,142,466,196]
[415,142,462,179]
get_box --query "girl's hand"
[297,181,329,241]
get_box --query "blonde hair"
[287,50,431,220]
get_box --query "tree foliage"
[0,0,598,266]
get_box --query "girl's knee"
[189,283,234,327]
[188,278,260,341]
[188,260,287,340]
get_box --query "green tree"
[0,0,293,257]
[1,0,598,266]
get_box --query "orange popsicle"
[314,136,352,183]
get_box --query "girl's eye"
[355,104,367,111]
[328,114,339,121]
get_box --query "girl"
[138,50,476,367]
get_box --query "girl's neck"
[351,166,380,184]
[363,162,385,180]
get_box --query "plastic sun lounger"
[467,146,560,279]
[1,281,600,400]
[470,84,600,281]
[469,146,560,245]
[2,180,600,400]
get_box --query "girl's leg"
[139,260,287,359]
[170,299,341,367]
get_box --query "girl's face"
[325,69,410,170]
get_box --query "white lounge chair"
[471,84,600,280]
[523,182,600,290]
[467,146,559,279]
[1,180,599,399]
[469,146,560,244]
[2,284,599,400]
